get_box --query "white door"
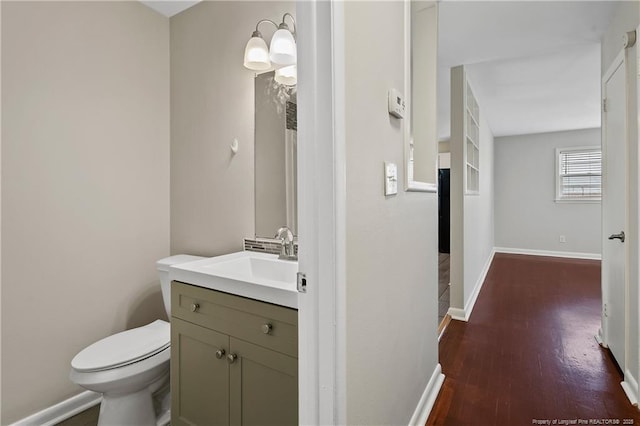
[602,53,627,369]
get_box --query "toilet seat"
[71,320,170,373]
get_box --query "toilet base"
[153,376,171,426]
[96,371,168,426]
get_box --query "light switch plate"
[384,162,398,195]
[388,89,405,119]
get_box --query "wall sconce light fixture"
[243,13,296,86]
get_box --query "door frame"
[296,1,346,424]
[600,47,631,390]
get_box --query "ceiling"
[139,1,617,140]
[437,1,618,140]
[140,0,200,17]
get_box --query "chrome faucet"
[275,226,297,261]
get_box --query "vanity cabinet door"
[229,337,298,426]
[171,318,230,426]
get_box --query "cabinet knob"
[227,353,238,364]
[190,303,200,312]
[215,349,225,359]
[261,323,273,334]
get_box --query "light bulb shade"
[244,35,271,71]
[269,28,297,66]
[275,65,297,86]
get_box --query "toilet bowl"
[69,255,204,426]
[70,320,170,426]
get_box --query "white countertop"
[169,251,299,309]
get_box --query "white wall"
[1,2,4,420]
[438,152,451,169]
[450,68,495,317]
[170,1,293,256]
[1,2,170,423]
[601,0,640,401]
[462,113,494,308]
[494,128,602,256]
[343,2,439,423]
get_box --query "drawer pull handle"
[261,323,273,334]
[190,303,200,312]
[215,349,225,359]
[227,353,238,364]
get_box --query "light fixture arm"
[281,13,296,38]
[252,19,279,38]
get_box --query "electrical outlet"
[604,303,608,317]
[559,235,566,243]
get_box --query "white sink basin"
[202,255,298,284]
[169,251,298,309]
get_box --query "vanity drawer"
[172,281,298,358]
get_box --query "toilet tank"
[157,255,205,319]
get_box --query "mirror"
[254,71,297,237]
[404,1,438,192]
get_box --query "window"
[555,147,601,202]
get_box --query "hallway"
[428,253,640,425]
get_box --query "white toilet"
[69,255,204,426]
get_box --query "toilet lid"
[71,320,170,372]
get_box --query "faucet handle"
[275,226,297,260]
[275,226,293,241]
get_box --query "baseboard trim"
[408,363,445,426]
[9,391,101,426]
[622,369,639,406]
[437,314,452,341]
[447,307,466,321]
[494,247,601,261]
[447,249,495,322]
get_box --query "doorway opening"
[438,155,451,329]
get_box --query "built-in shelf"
[465,82,480,194]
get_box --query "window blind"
[558,149,601,200]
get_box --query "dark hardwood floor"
[428,253,640,425]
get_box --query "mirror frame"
[403,0,438,193]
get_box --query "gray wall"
[601,0,639,396]
[1,2,170,423]
[494,128,602,255]
[344,2,439,423]
[170,1,293,256]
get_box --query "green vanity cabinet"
[171,281,298,426]
[171,317,231,425]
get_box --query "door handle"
[608,231,625,243]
